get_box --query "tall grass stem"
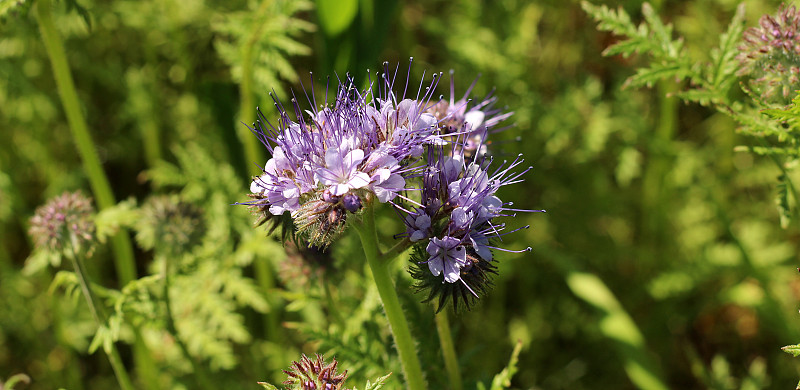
[35,0,137,285]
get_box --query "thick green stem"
[434,310,462,390]
[354,206,427,390]
[160,254,214,390]
[65,246,134,390]
[36,0,137,285]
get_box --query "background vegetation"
[2,0,799,388]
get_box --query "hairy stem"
[354,206,427,390]
[35,0,137,285]
[65,246,134,390]
[434,310,462,390]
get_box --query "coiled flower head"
[28,191,96,256]
[738,3,800,104]
[404,145,544,312]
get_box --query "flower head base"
[267,354,350,390]
[29,191,96,256]
[738,3,800,104]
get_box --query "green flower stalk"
[28,192,134,390]
[135,195,212,389]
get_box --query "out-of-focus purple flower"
[29,191,96,255]
[738,3,800,104]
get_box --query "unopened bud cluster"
[257,354,349,390]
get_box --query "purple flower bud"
[342,193,362,213]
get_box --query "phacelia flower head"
[405,144,544,312]
[738,3,800,104]
[244,61,444,247]
[258,354,350,390]
[29,191,96,257]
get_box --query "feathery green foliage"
[213,0,314,98]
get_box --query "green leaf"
[95,198,139,244]
[256,382,279,390]
[782,344,800,357]
[486,340,523,390]
[709,4,745,91]
[3,373,31,390]
[23,249,61,275]
[317,0,358,36]
[363,373,392,390]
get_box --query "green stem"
[354,206,427,390]
[434,310,462,390]
[65,246,134,390]
[160,254,214,390]
[35,0,137,285]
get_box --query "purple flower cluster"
[401,145,542,301]
[247,66,444,245]
[738,3,800,103]
[245,61,541,304]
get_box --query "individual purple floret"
[424,70,515,160]
[426,236,469,283]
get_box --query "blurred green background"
[2,0,800,388]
